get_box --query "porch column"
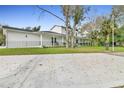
[40,34,43,47]
[62,36,64,46]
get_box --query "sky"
[0,5,112,31]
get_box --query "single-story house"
[0,25,83,48]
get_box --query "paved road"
[0,53,124,88]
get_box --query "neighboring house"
[50,25,66,34]
[82,30,89,38]
[81,30,91,46]
[0,25,84,48]
[51,25,83,45]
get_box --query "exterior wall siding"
[42,33,65,47]
[51,26,63,34]
[2,26,70,48]
[6,30,41,48]
[51,26,66,34]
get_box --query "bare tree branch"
[36,5,65,23]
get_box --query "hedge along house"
[0,26,6,47]
[1,26,66,48]
[0,25,84,48]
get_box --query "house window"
[54,38,56,43]
[51,37,57,46]
[76,39,78,43]
[51,37,54,46]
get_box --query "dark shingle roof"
[2,26,33,32]
[2,25,65,35]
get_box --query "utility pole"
[111,8,115,52]
[112,22,115,52]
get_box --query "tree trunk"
[95,38,98,46]
[71,25,76,48]
[71,31,74,48]
[105,34,110,50]
[65,16,69,48]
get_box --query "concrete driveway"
[0,53,124,88]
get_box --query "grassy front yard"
[0,46,124,55]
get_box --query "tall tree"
[37,5,73,48]
[116,25,124,46]
[101,18,112,50]
[89,30,100,46]
[71,6,90,48]
[111,5,124,51]
[71,6,84,48]
[81,16,104,46]
[0,28,6,46]
[61,5,72,48]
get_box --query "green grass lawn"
[0,46,124,55]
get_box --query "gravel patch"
[107,52,124,57]
[0,53,124,88]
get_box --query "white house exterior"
[0,25,84,48]
[2,26,40,48]
[51,25,83,45]
[51,25,66,34]
[41,31,65,47]
[1,26,66,48]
